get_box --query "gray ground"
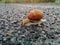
[0,4,60,45]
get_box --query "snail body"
[21,9,46,26]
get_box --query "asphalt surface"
[0,4,60,45]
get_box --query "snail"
[21,9,46,26]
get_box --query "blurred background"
[0,0,60,4]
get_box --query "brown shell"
[28,9,44,21]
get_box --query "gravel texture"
[0,4,60,45]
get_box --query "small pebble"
[54,34,59,39]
